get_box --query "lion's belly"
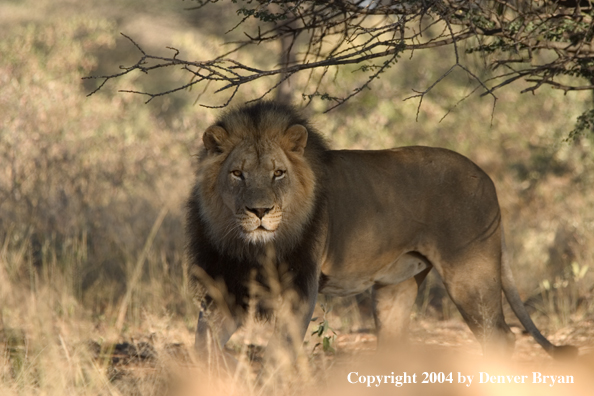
[319,252,430,296]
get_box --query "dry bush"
[0,15,199,314]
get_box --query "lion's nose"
[246,207,272,219]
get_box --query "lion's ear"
[203,125,229,154]
[282,124,308,156]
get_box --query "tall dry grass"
[1,1,593,395]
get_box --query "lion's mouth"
[241,224,273,232]
[242,221,277,232]
[242,225,277,243]
[249,225,275,234]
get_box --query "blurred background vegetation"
[1,0,593,394]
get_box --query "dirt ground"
[92,316,594,396]
[331,317,594,359]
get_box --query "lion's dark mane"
[186,101,330,318]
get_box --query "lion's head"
[193,102,329,256]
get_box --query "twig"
[84,1,594,111]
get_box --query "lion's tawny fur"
[187,101,574,359]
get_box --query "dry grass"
[1,1,594,395]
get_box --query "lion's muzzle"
[237,206,282,243]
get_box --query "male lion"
[187,101,573,360]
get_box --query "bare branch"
[84,0,594,113]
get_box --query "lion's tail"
[500,229,578,360]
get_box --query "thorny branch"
[85,1,594,114]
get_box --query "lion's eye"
[273,169,286,179]
[231,170,243,179]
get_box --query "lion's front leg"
[195,299,243,367]
[266,274,318,365]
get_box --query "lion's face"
[196,122,316,250]
[218,141,295,244]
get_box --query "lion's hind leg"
[436,251,515,358]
